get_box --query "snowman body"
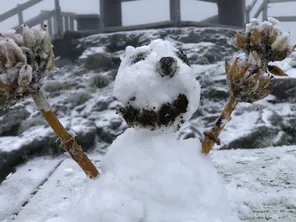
[68,39,239,222]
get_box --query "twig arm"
[202,95,238,154]
[32,90,99,178]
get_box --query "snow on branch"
[202,17,294,154]
[0,25,99,179]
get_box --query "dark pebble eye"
[158,56,178,78]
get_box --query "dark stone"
[0,106,30,136]
[220,126,286,149]
[96,118,126,144]
[84,53,118,71]
[270,78,296,103]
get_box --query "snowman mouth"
[118,94,188,129]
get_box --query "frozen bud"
[250,29,261,45]
[245,19,260,34]
[231,32,247,49]
[157,56,178,78]
[225,58,248,83]
[268,25,281,44]
[225,59,273,103]
[248,51,261,67]
[258,21,272,32]
[250,18,260,25]
[22,24,37,49]
[46,51,55,71]
[0,41,7,73]
[268,17,280,25]
[18,64,33,88]
[1,30,24,46]
[4,38,27,68]
[35,25,52,58]
[271,33,290,51]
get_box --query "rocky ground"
[0,27,296,183]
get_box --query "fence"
[246,0,296,23]
[0,0,76,39]
[1,0,296,39]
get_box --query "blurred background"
[0,0,296,42]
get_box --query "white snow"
[4,146,296,222]
[114,39,200,125]
[0,157,63,222]
[60,128,238,222]
[79,46,106,59]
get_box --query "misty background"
[0,0,296,43]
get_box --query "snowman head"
[114,39,200,131]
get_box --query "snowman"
[64,39,239,222]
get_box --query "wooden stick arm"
[32,91,99,179]
[202,95,238,154]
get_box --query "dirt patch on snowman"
[118,94,188,129]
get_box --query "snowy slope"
[1,146,295,222]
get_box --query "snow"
[57,128,238,222]
[3,146,296,222]
[114,39,200,126]
[79,46,106,59]
[0,157,63,222]
[0,126,51,152]
[12,156,101,222]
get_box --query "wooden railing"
[246,0,296,23]
[0,0,76,39]
[13,10,76,38]
[1,0,296,39]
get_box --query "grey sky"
[1,0,296,43]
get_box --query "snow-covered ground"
[1,146,296,222]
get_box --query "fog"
[1,0,296,42]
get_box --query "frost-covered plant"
[202,17,294,154]
[0,25,98,178]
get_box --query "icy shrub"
[18,115,46,134]
[90,73,112,88]
[0,26,54,108]
[0,25,99,178]
[67,91,92,107]
[202,17,294,154]
[42,80,72,93]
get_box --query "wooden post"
[69,17,75,31]
[54,0,62,37]
[64,16,69,30]
[170,0,181,26]
[262,0,268,21]
[217,0,245,27]
[17,4,24,25]
[48,17,53,37]
[100,0,122,31]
